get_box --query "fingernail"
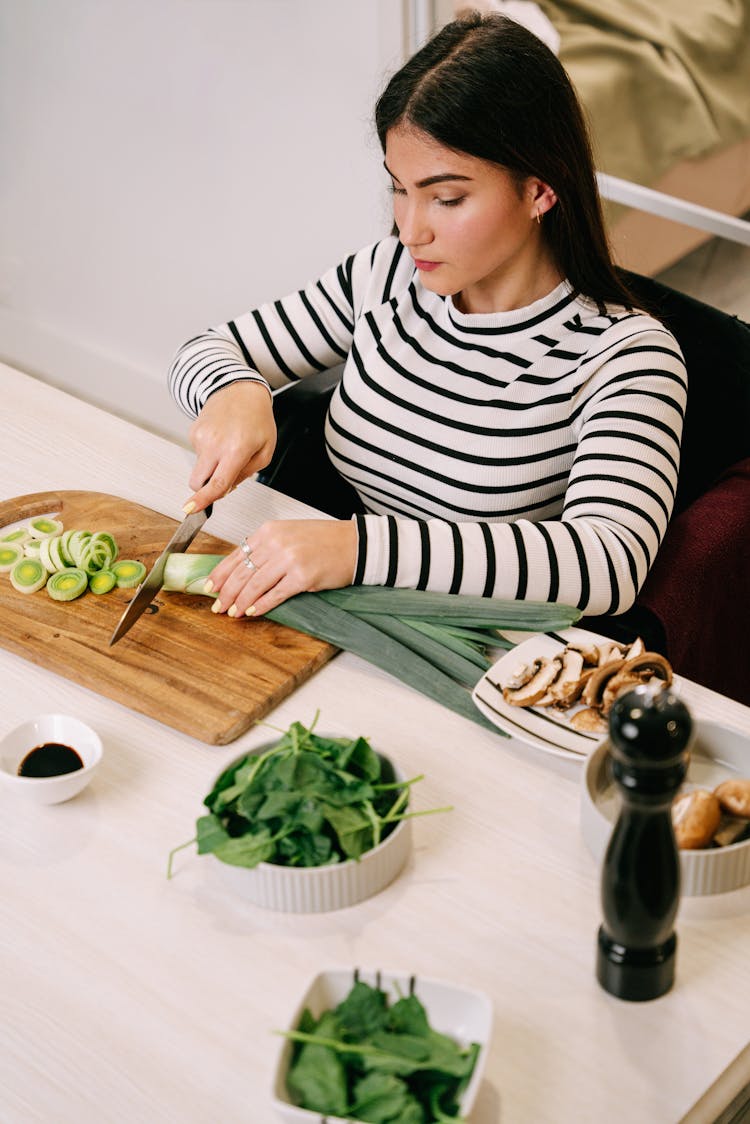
[182,500,196,515]
[227,604,237,618]
[211,600,223,614]
[203,580,213,593]
[245,605,256,617]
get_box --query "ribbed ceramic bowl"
[0,713,103,805]
[581,719,750,896]
[211,742,412,913]
[271,968,493,1122]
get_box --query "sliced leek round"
[27,516,64,540]
[0,542,25,572]
[68,530,92,566]
[79,532,117,574]
[10,557,48,593]
[46,568,88,602]
[0,528,31,546]
[89,569,117,595]
[112,559,146,589]
[38,536,58,573]
[24,540,42,558]
[59,529,76,565]
[47,535,67,571]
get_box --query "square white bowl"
[271,967,493,1122]
[0,713,103,805]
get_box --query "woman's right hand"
[183,381,276,513]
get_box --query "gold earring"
[536,211,542,225]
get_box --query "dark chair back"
[622,270,750,513]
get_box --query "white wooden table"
[1,363,749,1124]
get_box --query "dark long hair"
[375,13,638,312]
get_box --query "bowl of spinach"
[169,720,444,912]
[272,968,492,1122]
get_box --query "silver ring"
[243,556,258,573]
[240,538,252,557]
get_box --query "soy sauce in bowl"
[18,742,84,778]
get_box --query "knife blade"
[108,502,213,646]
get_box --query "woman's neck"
[454,252,564,315]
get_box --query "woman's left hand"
[206,519,358,618]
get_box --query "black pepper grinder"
[596,683,692,1002]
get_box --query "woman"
[168,13,686,622]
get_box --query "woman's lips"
[414,259,441,272]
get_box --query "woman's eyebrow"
[383,161,473,189]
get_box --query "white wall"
[0,0,405,443]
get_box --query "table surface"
[2,362,749,1124]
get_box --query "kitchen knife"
[108,502,213,646]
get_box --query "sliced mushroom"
[599,643,629,667]
[552,666,595,709]
[503,657,562,706]
[582,657,627,708]
[547,648,585,706]
[503,658,543,692]
[600,650,672,709]
[618,651,673,686]
[570,707,609,733]
[602,671,650,713]
[566,641,600,667]
[625,636,645,659]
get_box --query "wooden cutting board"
[0,491,336,744]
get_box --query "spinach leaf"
[195,813,230,855]
[387,995,431,1038]
[212,827,275,868]
[277,829,336,868]
[286,1041,348,1116]
[350,1072,422,1123]
[337,735,382,780]
[253,790,303,821]
[321,803,376,860]
[334,981,389,1040]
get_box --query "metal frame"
[597,172,750,248]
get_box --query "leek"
[264,592,498,731]
[89,569,117,595]
[10,558,47,594]
[27,516,63,540]
[1,528,31,546]
[0,542,24,573]
[112,560,146,588]
[162,553,582,734]
[47,568,88,602]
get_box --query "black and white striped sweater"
[168,237,687,616]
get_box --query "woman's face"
[384,124,558,313]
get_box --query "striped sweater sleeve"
[167,245,377,419]
[352,328,687,617]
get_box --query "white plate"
[472,627,679,761]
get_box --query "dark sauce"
[18,742,84,778]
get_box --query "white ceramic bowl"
[211,744,412,913]
[581,719,750,896]
[271,968,493,1122]
[0,713,103,805]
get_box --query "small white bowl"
[271,968,493,1122]
[0,714,103,805]
[581,719,750,896]
[212,744,412,913]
